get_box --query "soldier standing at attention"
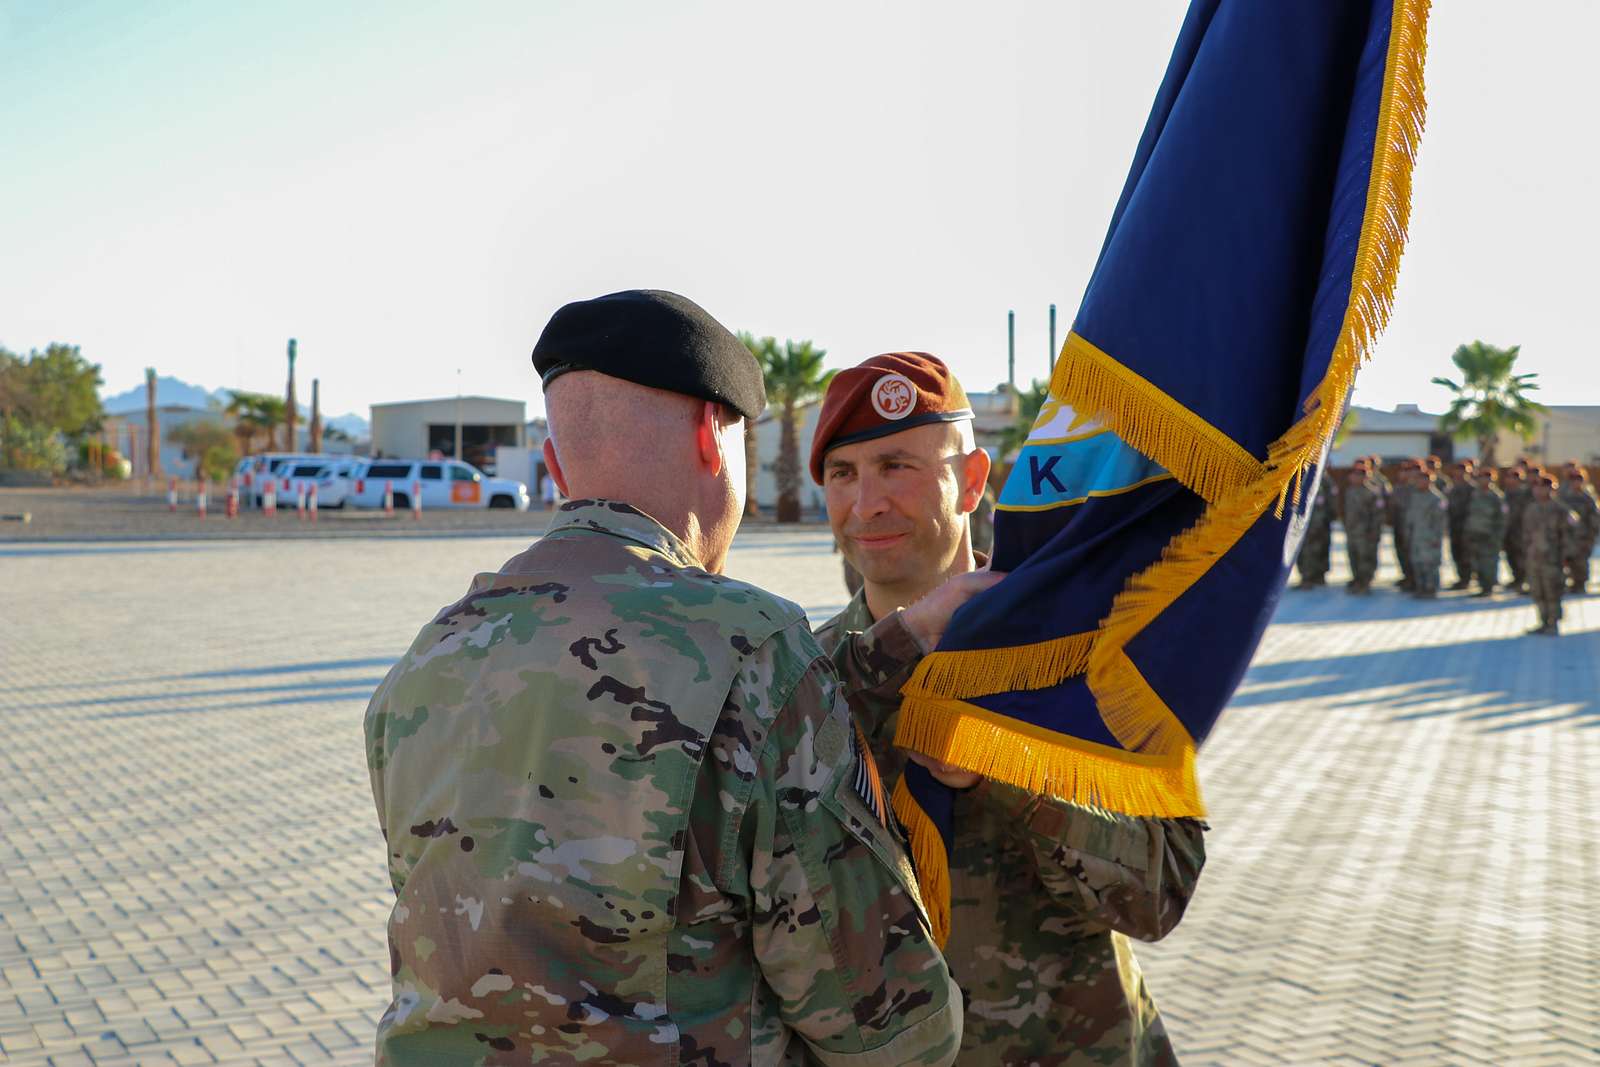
[1404,464,1449,598]
[1501,467,1532,593]
[364,291,978,1066]
[1445,460,1476,589]
[810,353,1207,1066]
[1557,468,1599,592]
[1295,472,1336,587]
[1465,468,1509,596]
[1342,462,1383,595]
[1387,459,1416,591]
[1522,472,1577,635]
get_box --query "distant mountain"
[102,375,231,413]
[326,413,370,438]
[102,378,371,439]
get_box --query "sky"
[3,1,1596,421]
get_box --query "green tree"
[737,332,779,518]
[224,390,288,454]
[762,339,833,523]
[167,421,240,483]
[1431,341,1543,466]
[0,343,103,470]
[997,379,1050,460]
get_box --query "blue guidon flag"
[893,0,1431,943]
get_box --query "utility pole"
[309,378,323,453]
[454,369,463,462]
[285,339,298,452]
[1048,303,1058,378]
[1007,310,1016,414]
[145,367,161,479]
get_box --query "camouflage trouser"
[1567,540,1594,590]
[1297,533,1331,581]
[1504,536,1526,585]
[1469,537,1500,590]
[1348,538,1378,585]
[1393,528,1413,581]
[1410,541,1443,595]
[1528,563,1564,627]
[1450,527,1471,583]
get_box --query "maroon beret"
[809,352,973,484]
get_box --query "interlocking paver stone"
[2,530,1595,1065]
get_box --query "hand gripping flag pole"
[893,0,1431,946]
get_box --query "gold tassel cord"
[891,778,952,947]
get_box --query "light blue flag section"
[998,401,1170,512]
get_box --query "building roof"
[1346,404,1440,432]
[370,395,525,410]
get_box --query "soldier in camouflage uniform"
[364,291,970,1066]
[1521,474,1577,635]
[1557,469,1599,592]
[1386,461,1416,590]
[1341,463,1383,594]
[1295,474,1335,587]
[1403,465,1448,598]
[1445,461,1476,589]
[809,353,1207,1066]
[1465,469,1508,596]
[1501,467,1532,593]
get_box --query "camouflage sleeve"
[741,636,961,1066]
[824,611,923,737]
[978,782,1206,942]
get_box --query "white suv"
[348,459,529,511]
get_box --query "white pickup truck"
[347,459,529,511]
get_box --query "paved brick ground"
[1,530,1595,1065]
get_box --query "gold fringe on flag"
[903,631,1096,701]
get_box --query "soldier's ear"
[543,438,570,497]
[959,448,991,513]
[695,401,723,478]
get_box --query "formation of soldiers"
[1296,453,1600,636]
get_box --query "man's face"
[1348,469,1367,487]
[1533,481,1552,501]
[823,421,979,589]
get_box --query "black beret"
[531,289,766,420]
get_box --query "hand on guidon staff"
[897,567,1006,652]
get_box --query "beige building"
[369,396,527,470]
[1490,405,1600,466]
[1329,404,1453,465]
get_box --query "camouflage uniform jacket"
[817,589,1206,1067]
[1341,481,1383,541]
[1521,498,1576,567]
[1446,481,1475,537]
[1557,485,1600,548]
[364,500,961,1067]
[1505,486,1534,543]
[1465,485,1508,541]
[1404,484,1448,547]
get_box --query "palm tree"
[737,332,779,518]
[1431,341,1543,466]
[763,340,833,523]
[997,379,1051,461]
[224,390,288,454]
